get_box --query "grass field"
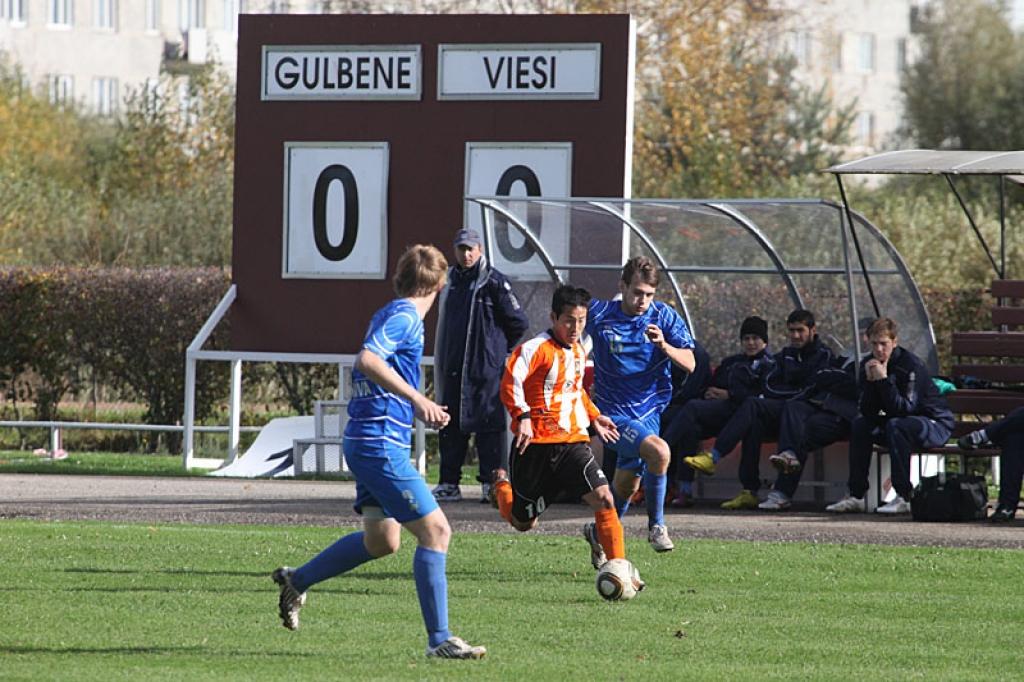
[2,519,1021,681]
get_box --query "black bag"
[911,473,988,522]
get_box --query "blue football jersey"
[586,299,694,420]
[345,299,423,448]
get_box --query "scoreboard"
[231,14,634,353]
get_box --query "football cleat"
[582,522,608,570]
[271,567,306,631]
[426,636,487,659]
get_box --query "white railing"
[183,284,434,471]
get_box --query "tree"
[621,0,853,197]
[901,0,1024,149]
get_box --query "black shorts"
[508,441,608,521]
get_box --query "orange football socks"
[594,507,625,560]
[495,480,513,523]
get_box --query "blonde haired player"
[272,244,485,660]
[492,285,638,578]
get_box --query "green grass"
[0,450,466,484]
[2,520,1022,681]
[0,451,210,477]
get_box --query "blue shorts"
[605,412,662,473]
[343,438,438,524]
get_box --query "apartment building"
[782,0,918,153]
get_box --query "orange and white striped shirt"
[500,332,601,444]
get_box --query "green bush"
[0,267,232,450]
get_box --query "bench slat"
[947,389,1024,415]
[951,331,1024,358]
[951,363,1024,383]
[991,307,1024,327]
[990,279,1024,299]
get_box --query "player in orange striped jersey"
[493,285,634,574]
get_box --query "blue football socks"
[413,546,451,648]
[292,531,373,593]
[678,479,693,495]
[644,470,667,528]
[710,448,723,464]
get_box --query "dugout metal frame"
[184,196,935,472]
[469,195,936,371]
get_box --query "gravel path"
[1,473,1021,549]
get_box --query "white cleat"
[582,522,608,569]
[426,636,487,659]
[647,523,674,552]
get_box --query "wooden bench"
[908,280,1024,473]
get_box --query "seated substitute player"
[958,407,1024,521]
[684,309,833,510]
[493,284,630,573]
[827,317,954,515]
[271,244,485,660]
[587,256,696,552]
[660,316,773,509]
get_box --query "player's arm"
[645,324,696,373]
[355,349,449,429]
[646,307,696,372]
[501,344,538,455]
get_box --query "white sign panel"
[464,143,572,280]
[263,46,421,100]
[439,44,600,100]
[283,142,389,279]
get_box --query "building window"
[831,32,843,72]
[178,0,204,30]
[8,0,27,23]
[48,74,74,107]
[93,77,118,116]
[146,0,159,31]
[95,0,115,29]
[858,33,875,72]
[788,30,812,68]
[857,111,875,146]
[268,1,290,13]
[896,37,907,71]
[49,0,73,26]
[223,0,240,31]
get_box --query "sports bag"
[911,473,988,522]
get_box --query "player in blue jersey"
[587,256,695,553]
[272,244,486,660]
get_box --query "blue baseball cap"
[453,229,482,247]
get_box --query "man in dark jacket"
[759,353,858,510]
[432,229,529,503]
[661,317,772,508]
[827,317,954,515]
[684,309,832,509]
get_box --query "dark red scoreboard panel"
[231,13,631,353]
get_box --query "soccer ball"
[595,558,643,601]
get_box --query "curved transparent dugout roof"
[466,197,937,373]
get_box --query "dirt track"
[2,473,1022,549]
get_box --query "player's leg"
[273,441,400,631]
[402,494,486,659]
[582,485,625,567]
[492,442,542,531]
[609,414,674,552]
[773,409,849,501]
[771,400,818,473]
[637,433,672,542]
